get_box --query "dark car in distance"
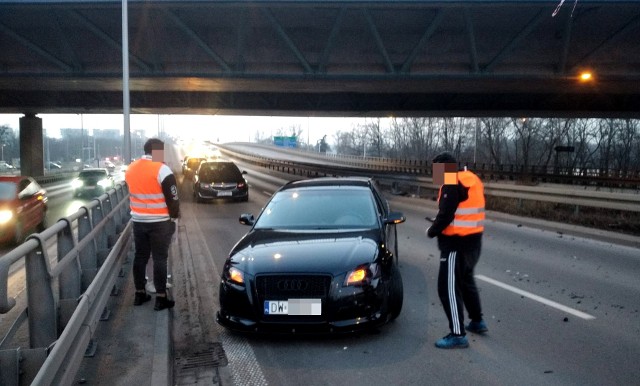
[193,160,248,202]
[71,168,114,198]
[0,176,48,245]
[216,177,406,334]
[182,156,206,180]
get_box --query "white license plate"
[264,299,322,315]
[217,190,233,196]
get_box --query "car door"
[17,178,44,231]
[371,182,398,261]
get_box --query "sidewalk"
[74,246,172,385]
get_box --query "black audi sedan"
[193,160,248,202]
[217,177,406,334]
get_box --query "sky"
[0,113,371,146]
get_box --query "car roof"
[80,168,109,173]
[199,159,234,165]
[280,176,374,190]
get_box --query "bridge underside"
[1,1,639,118]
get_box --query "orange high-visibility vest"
[439,170,485,236]
[125,159,169,219]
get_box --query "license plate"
[217,190,232,197]
[264,299,321,315]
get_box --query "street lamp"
[1,144,5,161]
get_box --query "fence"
[0,182,131,385]
[218,144,640,214]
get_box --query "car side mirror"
[239,213,255,226]
[384,211,406,225]
[242,170,248,175]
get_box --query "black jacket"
[427,181,482,252]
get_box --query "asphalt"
[72,193,640,386]
[74,243,173,386]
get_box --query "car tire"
[13,220,24,245]
[37,211,48,232]
[388,262,403,321]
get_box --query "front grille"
[255,275,330,301]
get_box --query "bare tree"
[613,119,638,174]
[538,118,572,169]
[479,118,509,165]
[594,119,619,176]
[333,130,359,156]
[363,118,383,157]
[511,117,541,170]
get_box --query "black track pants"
[132,220,176,294]
[437,247,483,335]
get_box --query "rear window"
[199,163,241,180]
[187,158,204,169]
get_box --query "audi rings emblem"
[277,279,308,291]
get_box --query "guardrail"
[224,143,640,189]
[0,183,131,385]
[218,145,640,214]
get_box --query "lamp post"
[1,144,4,161]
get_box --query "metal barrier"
[0,182,131,386]
[218,145,640,214]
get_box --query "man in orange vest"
[427,151,487,349]
[125,138,180,311]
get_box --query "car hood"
[229,229,380,275]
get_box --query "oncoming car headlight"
[344,263,380,286]
[0,209,14,225]
[98,178,112,188]
[71,179,83,189]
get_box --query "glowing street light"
[579,71,593,82]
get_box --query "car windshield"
[199,163,241,181]
[0,182,17,200]
[255,186,378,230]
[79,170,107,179]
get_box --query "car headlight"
[344,263,380,286]
[98,178,112,188]
[71,179,83,189]
[225,266,245,285]
[199,182,210,189]
[0,209,14,224]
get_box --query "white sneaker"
[145,282,157,294]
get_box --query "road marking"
[476,274,596,320]
[221,332,268,386]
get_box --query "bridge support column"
[19,113,44,177]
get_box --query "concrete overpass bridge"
[1,0,639,174]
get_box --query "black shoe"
[154,296,175,311]
[466,320,488,334]
[134,292,151,306]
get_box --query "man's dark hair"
[143,138,164,155]
[432,151,457,164]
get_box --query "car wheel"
[13,220,24,245]
[37,211,48,232]
[388,262,403,321]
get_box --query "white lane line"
[221,332,268,386]
[476,274,596,320]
